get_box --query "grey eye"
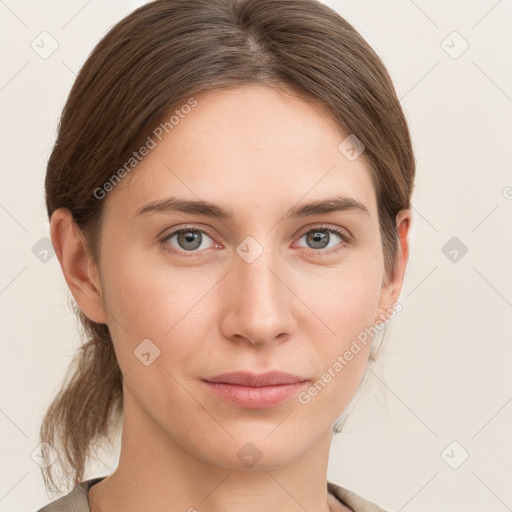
[165,230,215,252]
[298,229,343,250]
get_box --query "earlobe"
[50,208,108,324]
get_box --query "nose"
[219,245,297,346]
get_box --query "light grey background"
[1,1,511,511]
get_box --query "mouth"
[202,371,309,409]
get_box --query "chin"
[191,425,321,472]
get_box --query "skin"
[51,84,410,512]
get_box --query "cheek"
[303,255,384,341]
[99,251,220,367]
[297,259,383,402]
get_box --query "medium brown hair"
[40,0,415,493]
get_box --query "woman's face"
[83,85,409,470]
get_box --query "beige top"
[35,476,388,512]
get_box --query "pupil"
[309,230,328,249]
[179,230,201,250]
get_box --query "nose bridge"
[225,238,294,344]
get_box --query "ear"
[375,208,412,323]
[50,208,108,324]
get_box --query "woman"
[36,0,414,511]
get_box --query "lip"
[202,371,309,409]
[205,371,307,387]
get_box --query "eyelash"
[158,224,351,258]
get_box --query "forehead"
[103,85,377,222]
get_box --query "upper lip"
[204,371,308,387]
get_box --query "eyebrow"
[136,195,370,219]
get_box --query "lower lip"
[203,381,308,409]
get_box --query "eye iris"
[307,230,329,249]
[178,230,202,250]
